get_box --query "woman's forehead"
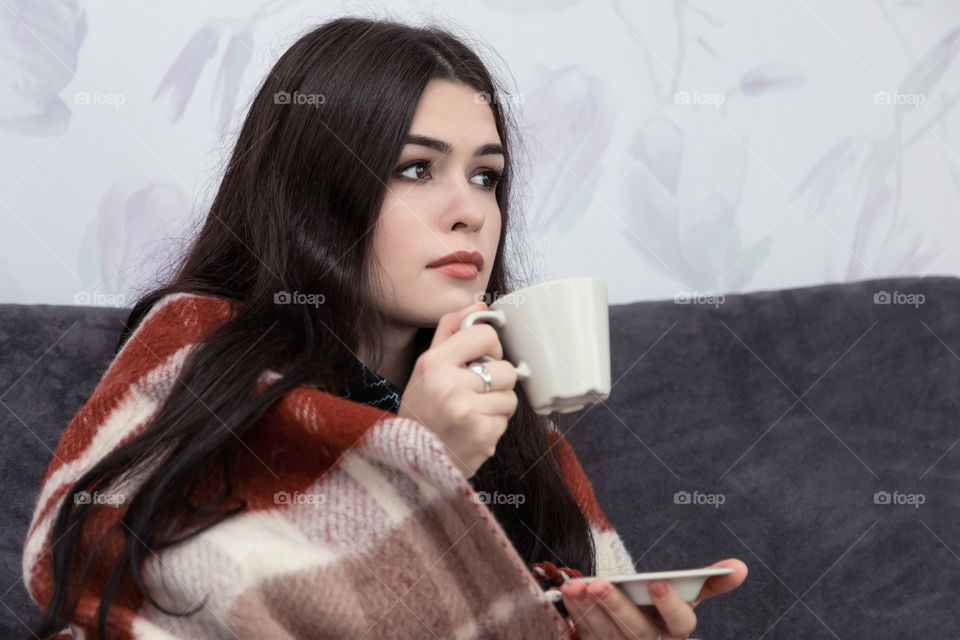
[406,79,502,152]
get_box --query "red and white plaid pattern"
[23,293,635,639]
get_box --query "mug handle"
[460,310,532,381]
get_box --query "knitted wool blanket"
[22,293,636,639]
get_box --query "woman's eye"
[395,161,502,191]
[396,161,431,182]
[472,169,503,191]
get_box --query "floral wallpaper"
[1,0,958,306]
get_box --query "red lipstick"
[427,250,484,281]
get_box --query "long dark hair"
[31,16,595,639]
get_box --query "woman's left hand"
[559,558,747,639]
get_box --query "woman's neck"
[358,325,419,391]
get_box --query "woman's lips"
[429,263,479,279]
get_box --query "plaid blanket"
[22,292,636,639]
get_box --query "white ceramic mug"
[459,277,611,415]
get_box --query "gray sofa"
[2,276,958,638]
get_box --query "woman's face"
[369,78,504,328]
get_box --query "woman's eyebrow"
[404,134,504,157]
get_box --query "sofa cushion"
[559,275,960,638]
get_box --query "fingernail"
[650,580,668,599]
[568,582,588,602]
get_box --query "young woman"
[24,16,745,639]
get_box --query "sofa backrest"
[2,276,958,637]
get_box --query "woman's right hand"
[397,301,520,479]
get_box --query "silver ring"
[467,361,493,393]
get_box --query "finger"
[430,301,488,348]
[434,323,504,369]
[566,580,662,639]
[648,580,698,638]
[561,582,601,638]
[471,390,518,419]
[692,558,748,607]
[463,360,518,393]
[590,579,666,639]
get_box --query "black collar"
[333,358,402,414]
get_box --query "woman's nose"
[444,180,486,232]
[448,207,484,232]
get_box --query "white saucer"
[547,567,734,607]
